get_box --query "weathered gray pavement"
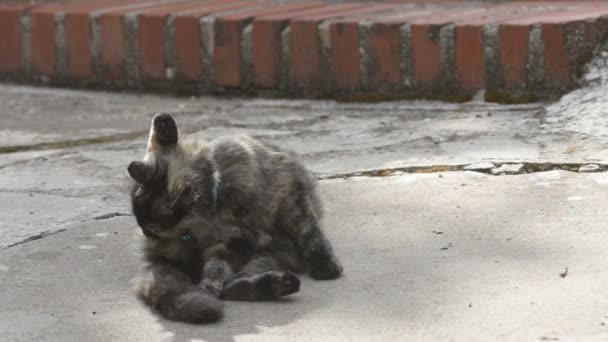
[2,83,608,341]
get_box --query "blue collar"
[211,179,220,210]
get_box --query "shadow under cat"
[152,280,326,342]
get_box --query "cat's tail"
[156,290,224,323]
[133,266,224,323]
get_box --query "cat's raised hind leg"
[148,113,178,149]
[128,113,179,184]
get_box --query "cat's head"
[128,160,201,240]
[128,112,222,247]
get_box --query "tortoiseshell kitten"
[129,113,342,281]
[129,114,314,323]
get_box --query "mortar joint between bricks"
[358,20,372,91]
[279,25,292,95]
[199,15,216,91]
[20,11,32,77]
[165,14,177,82]
[319,20,334,96]
[528,23,544,93]
[124,13,141,88]
[482,24,499,92]
[400,23,413,89]
[240,23,254,92]
[54,12,67,82]
[90,12,102,82]
[439,23,459,95]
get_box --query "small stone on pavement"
[464,162,495,171]
[491,164,524,175]
[578,164,601,173]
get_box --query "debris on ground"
[578,164,601,173]
[464,162,495,172]
[491,164,524,175]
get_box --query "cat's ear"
[147,113,178,153]
[174,182,198,208]
[128,161,155,184]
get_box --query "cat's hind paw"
[261,271,300,298]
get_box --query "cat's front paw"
[309,258,343,280]
[152,113,178,146]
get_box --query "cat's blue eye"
[181,232,192,241]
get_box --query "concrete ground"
[2,79,608,341]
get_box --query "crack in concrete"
[0,158,46,171]
[1,229,67,252]
[317,162,608,180]
[0,131,148,154]
[1,212,132,253]
[2,160,600,252]
[93,212,131,220]
[0,188,108,199]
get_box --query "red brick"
[351,9,445,91]
[213,2,329,88]
[173,15,202,80]
[137,15,166,80]
[99,3,160,80]
[390,0,519,26]
[410,24,441,86]
[332,4,397,24]
[370,9,432,26]
[173,1,253,81]
[291,4,388,91]
[454,3,584,91]
[177,0,248,16]
[0,5,28,73]
[497,24,529,87]
[31,8,59,77]
[539,9,608,85]
[328,5,397,91]
[361,10,439,89]
[498,6,608,88]
[369,23,403,89]
[252,4,358,89]
[137,1,215,80]
[542,23,570,83]
[409,8,497,87]
[98,0,195,81]
[329,21,360,91]
[453,25,484,91]
[64,13,92,78]
[98,12,127,80]
[452,8,554,92]
[503,5,608,26]
[506,1,600,10]
[63,1,140,80]
[542,19,604,85]
[250,19,285,88]
[289,20,322,90]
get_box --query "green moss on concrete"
[485,90,539,104]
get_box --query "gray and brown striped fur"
[127,113,342,323]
